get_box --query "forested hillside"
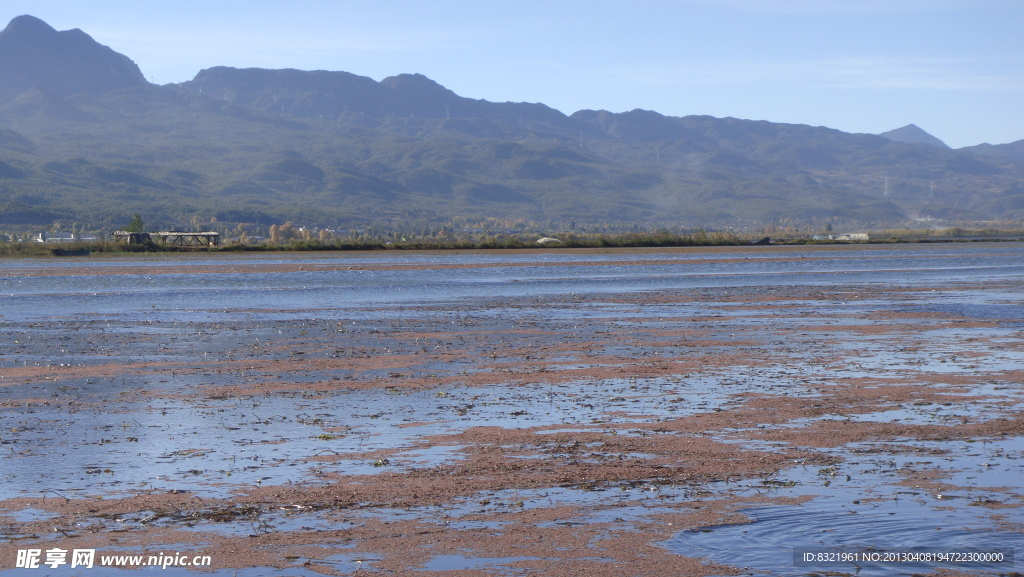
[1,15,1022,236]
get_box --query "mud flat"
[1,244,1022,576]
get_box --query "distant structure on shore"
[34,232,98,243]
[110,231,220,247]
[810,233,870,241]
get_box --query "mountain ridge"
[0,15,1021,233]
[0,15,147,100]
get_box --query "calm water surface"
[3,243,1023,322]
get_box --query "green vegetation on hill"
[0,16,1022,236]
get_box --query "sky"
[2,0,1022,148]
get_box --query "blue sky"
[3,0,1022,148]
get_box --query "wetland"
[1,243,1022,576]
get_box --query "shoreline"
[3,229,1024,259]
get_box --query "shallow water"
[0,372,789,500]
[2,243,1023,575]
[665,434,1024,575]
[4,244,1024,323]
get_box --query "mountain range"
[1,14,1022,234]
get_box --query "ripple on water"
[665,435,1024,576]
[667,504,1018,575]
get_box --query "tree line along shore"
[3,227,1024,258]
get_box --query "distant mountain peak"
[379,73,458,98]
[1,14,58,36]
[0,14,148,100]
[879,124,950,149]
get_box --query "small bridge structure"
[111,231,220,247]
[153,231,220,247]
